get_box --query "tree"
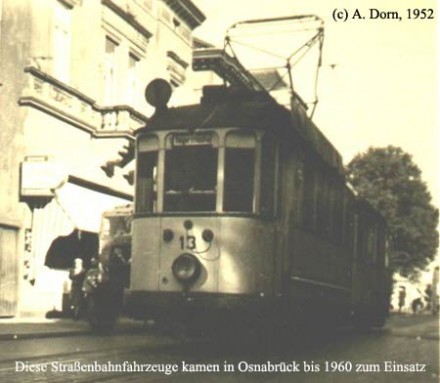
[346,146,439,278]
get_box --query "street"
[0,313,438,383]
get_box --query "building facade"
[0,0,205,317]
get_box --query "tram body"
[120,85,390,329]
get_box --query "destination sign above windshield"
[172,133,212,147]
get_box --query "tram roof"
[139,86,344,175]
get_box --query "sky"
[191,0,439,209]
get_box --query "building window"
[104,36,119,104]
[135,0,153,11]
[128,53,140,105]
[160,6,172,23]
[53,1,71,83]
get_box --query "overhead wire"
[224,15,325,118]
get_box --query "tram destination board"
[172,133,213,147]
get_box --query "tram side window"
[260,135,277,218]
[342,193,355,251]
[376,225,386,267]
[356,219,366,260]
[366,224,378,264]
[136,151,158,213]
[224,132,256,213]
[316,173,329,237]
[224,149,255,212]
[302,165,317,230]
[330,180,344,245]
[164,146,217,212]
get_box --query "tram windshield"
[164,145,218,212]
[136,131,263,215]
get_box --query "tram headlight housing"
[163,229,174,242]
[202,229,214,242]
[172,253,201,285]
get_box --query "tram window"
[367,225,377,263]
[316,174,328,236]
[164,146,217,212]
[356,221,366,259]
[224,149,255,212]
[332,183,344,244]
[136,151,158,213]
[376,227,385,266]
[302,165,317,230]
[343,193,355,250]
[260,135,277,218]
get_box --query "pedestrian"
[398,286,406,313]
[424,284,433,311]
[411,298,423,315]
[69,258,86,319]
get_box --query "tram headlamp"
[172,253,201,285]
[183,220,193,230]
[163,229,174,242]
[202,229,214,242]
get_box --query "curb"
[0,320,152,341]
[0,329,91,341]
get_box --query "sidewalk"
[0,316,150,341]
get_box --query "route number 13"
[179,235,196,250]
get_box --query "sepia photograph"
[0,0,438,382]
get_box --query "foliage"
[346,146,439,278]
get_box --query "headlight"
[172,253,201,285]
[163,229,174,242]
[202,229,214,242]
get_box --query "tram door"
[0,226,18,317]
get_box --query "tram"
[86,76,391,333]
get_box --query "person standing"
[398,286,406,313]
[69,258,86,319]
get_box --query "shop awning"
[41,181,130,270]
[54,182,131,233]
[45,229,98,270]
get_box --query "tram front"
[125,82,281,324]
